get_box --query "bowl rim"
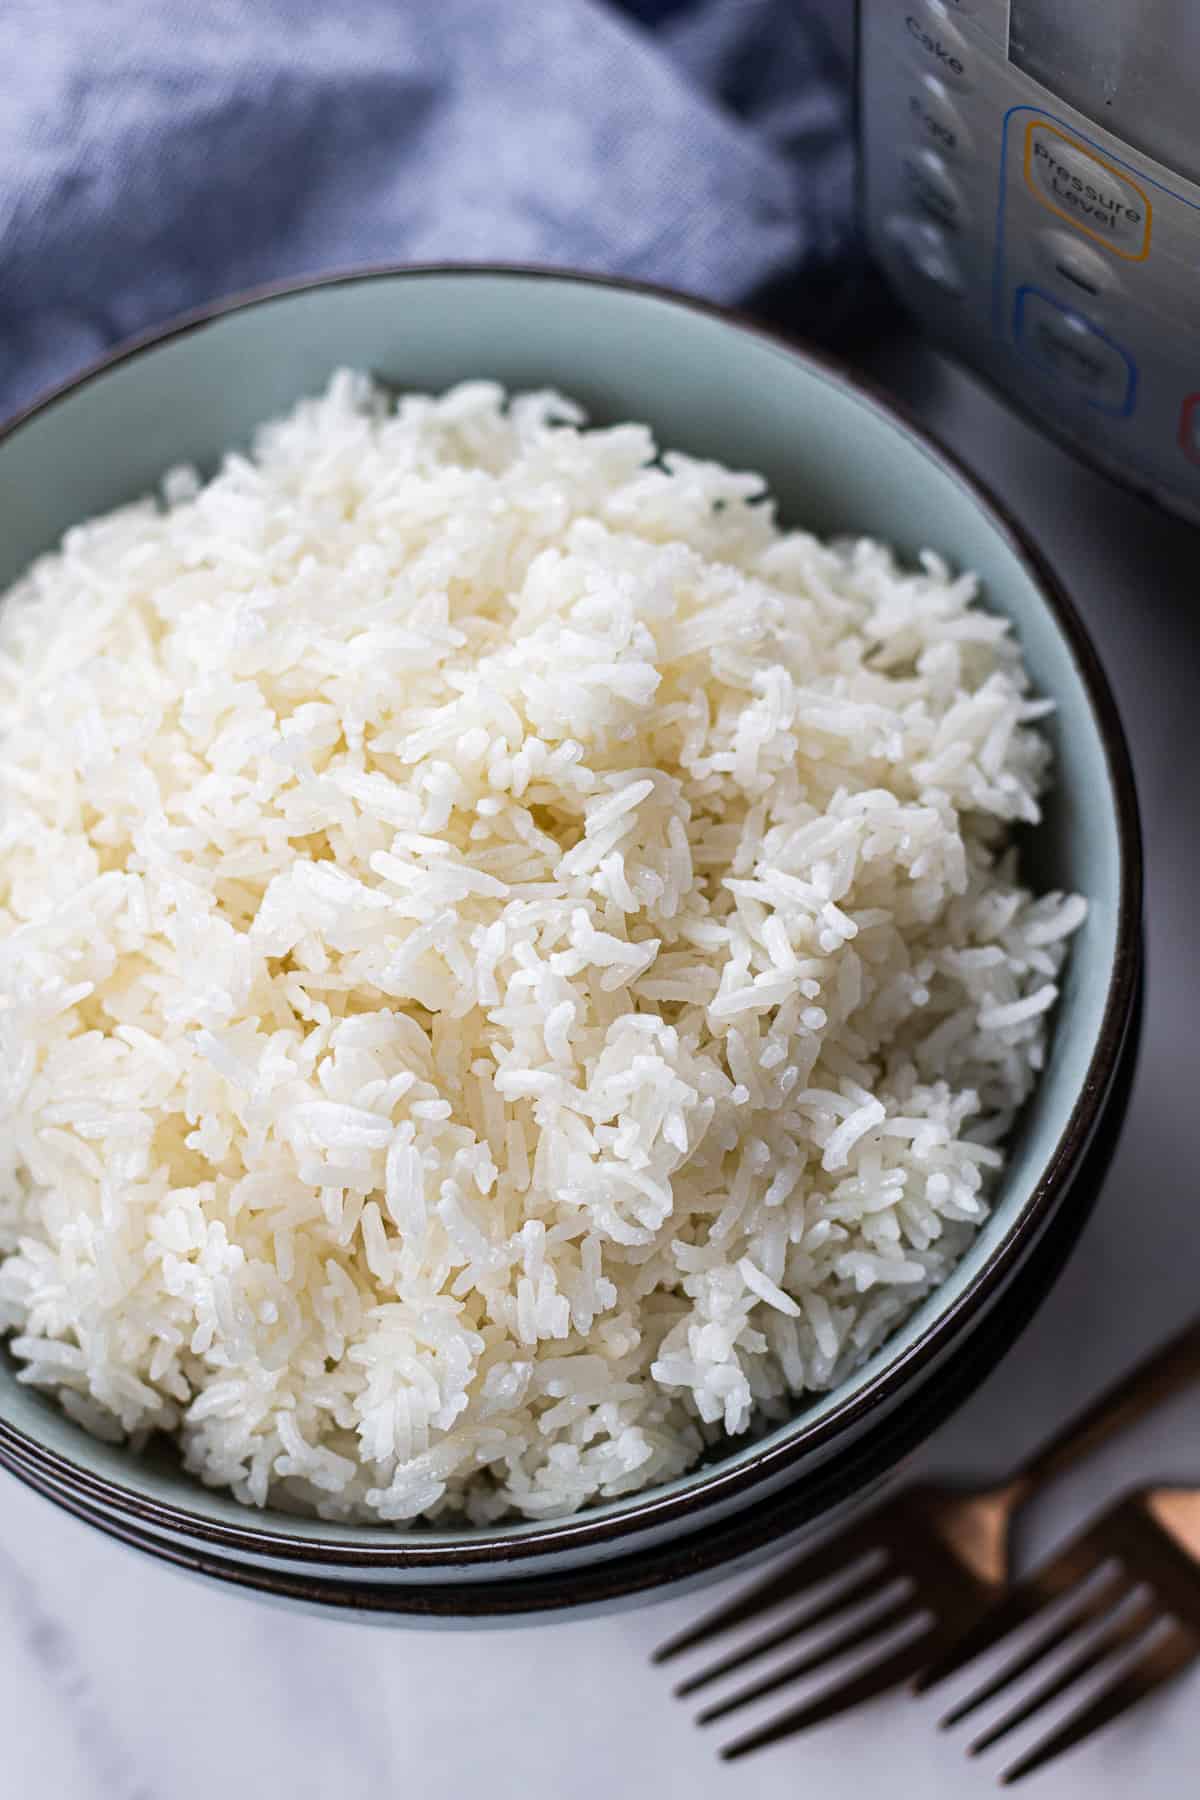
[0,262,1143,1567]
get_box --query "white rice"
[0,374,1083,1524]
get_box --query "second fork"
[655,1316,1200,1759]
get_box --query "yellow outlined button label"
[1024,121,1151,261]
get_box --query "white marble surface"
[2,336,1197,1799]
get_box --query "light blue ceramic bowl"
[0,269,1141,1617]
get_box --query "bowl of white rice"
[0,268,1140,1618]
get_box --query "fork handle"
[1011,1316,1200,1494]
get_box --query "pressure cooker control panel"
[860,0,1200,521]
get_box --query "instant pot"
[859,0,1200,522]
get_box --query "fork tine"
[652,1524,881,1664]
[940,1568,1134,1728]
[696,1591,920,1724]
[916,1526,1108,1695]
[675,1563,901,1698]
[916,1583,1062,1696]
[720,1625,941,1760]
[967,1594,1162,1757]
[1001,1624,1200,1785]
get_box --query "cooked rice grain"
[0,375,1082,1523]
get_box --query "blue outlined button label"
[1013,286,1137,416]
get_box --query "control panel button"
[1179,395,1200,467]
[885,216,966,294]
[1035,230,1118,302]
[1014,287,1136,415]
[902,148,966,234]
[1024,121,1151,260]
[903,5,973,91]
[906,76,972,159]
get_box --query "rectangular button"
[903,149,966,234]
[1024,122,1150,260]
[906,79,972,159]
[902,6,973,90]
[1014,287,1136,416]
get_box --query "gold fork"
[916,1485,1200,1783]
[653,1317,1200,1760]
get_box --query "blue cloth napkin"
[0,0,872,421]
